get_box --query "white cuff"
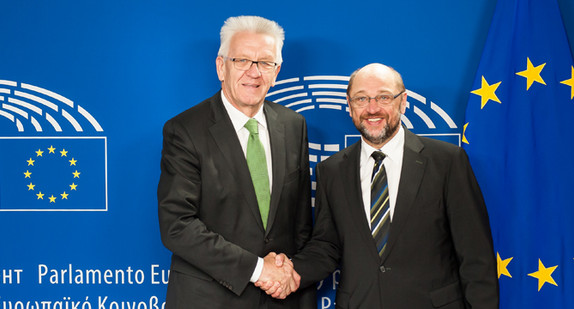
[250,257,264,283]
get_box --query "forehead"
[350,68,398,95]
[229,31,277,58]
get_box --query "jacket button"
[264,238,270,243]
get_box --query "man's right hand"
[254,252,300,299]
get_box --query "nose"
[365,97,382,113]
[245,62,262,77]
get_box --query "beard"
[356,115,401,146]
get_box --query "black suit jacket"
[293,129,498,309]
[158,91,315,309]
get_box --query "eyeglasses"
[349,90,405,108]
[224,57,278,72]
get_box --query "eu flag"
[463,0,574,307]
[0,137,107,211]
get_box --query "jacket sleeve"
[446,147,499,308]
[292,163,341,288]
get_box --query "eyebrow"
[351,90,394,96]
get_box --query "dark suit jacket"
[293,128,498,309]
[158,91,315,309]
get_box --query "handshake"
[254,252,300,299]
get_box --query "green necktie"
[244,118,271,229]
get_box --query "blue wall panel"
[1,1,572,307]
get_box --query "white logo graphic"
[0,80,107,212]
[0,80,103,132]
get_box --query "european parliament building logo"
[268,75,459,203]
[0,80,107,211]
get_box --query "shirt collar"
[360,125,405,164]
[221,91,267,132]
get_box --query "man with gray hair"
[158,15,315,308]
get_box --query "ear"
[216,56,224,81]
[347,96,354,118]
[399,91,407,114]
[270,64,281,87]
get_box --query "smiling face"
[347,64,407,149]
[216,31,281,117]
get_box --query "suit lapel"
[264,103,285,235]
[381,129,426,262]
[208,93,265,230]
[341,142,382,260]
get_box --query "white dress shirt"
[359,126,405,225]
[220,92,271,283]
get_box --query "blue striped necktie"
[370,151,390,256]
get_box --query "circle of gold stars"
[24,145,81,204]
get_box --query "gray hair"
[218,16,285,64]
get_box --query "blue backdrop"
[1,1,573,308]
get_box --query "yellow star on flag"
[27,158,35,166]
[69,158,77,166]
[49,195,57,203]
[48,145,56,154]
[516,57,546,90]
[528,259,558,291]
[61,192,69,200]
[70,183,78,191]
[37,192,44,200]
[560,66,574,99]
[24,170,32,178]
[497,252,513,278]
[462,123,469,144]
[36,149,44,157]
[471,76,501,109]
[73,170,81,178]
[60,149,68,157]
[27,183,35,191]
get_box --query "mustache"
[361,114,387,119]
[356,115,400,146]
